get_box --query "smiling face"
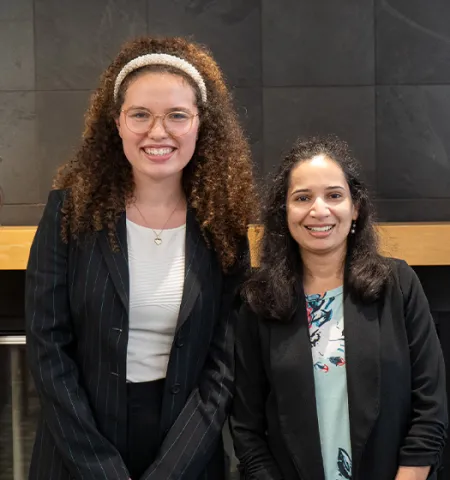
[115,71,200,183]
[286,154,358,257]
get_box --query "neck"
[301,245,346,294]
[132,172,185,208]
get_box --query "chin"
[306,246,333,254]
[300,240,336,253]
[140,164,183,180]
[312,242,348,256]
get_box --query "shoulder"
[236,234,251,270]
[36,189,73,241]
[38,189,69,221]
[222,234,250,278]
[380,256,424,305]
[236,301,262,336]
[385,256,417,286]
[30,190,71,253]
[45,188,69,208]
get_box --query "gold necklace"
[134,197,183,245]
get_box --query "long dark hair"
[244,135,391,321]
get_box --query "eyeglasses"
[122,108,198,137]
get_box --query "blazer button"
[175,336,184,348]
[171,383,181,394]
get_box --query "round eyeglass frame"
[121,108,199,137]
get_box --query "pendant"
[154,237,162,246]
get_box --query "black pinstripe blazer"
[25,189,244,480]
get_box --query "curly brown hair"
[54,36,258,270]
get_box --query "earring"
[351,221,356,234]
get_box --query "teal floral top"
[306,286,352,480]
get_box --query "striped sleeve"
[25,190,130,480]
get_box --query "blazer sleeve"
[141,253,245,480]
[397,260,448,471]
[25,190,130,480]
[230,305,284,480]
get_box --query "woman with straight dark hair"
[231,135,447,480]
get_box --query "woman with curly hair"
[230,136,447,480]
[25,36,257,480]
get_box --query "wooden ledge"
[0,227,37,270]
[1,223,450,270]
[376,222,450,266]
[248,222,450,268]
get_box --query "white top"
[126,219,186,382]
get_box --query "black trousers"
[126,379,165,479]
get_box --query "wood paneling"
[248,223,450,268]
[0,227,36,270]
[1,223,450,270]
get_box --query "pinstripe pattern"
[25,189,243,480]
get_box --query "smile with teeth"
[143,147,175,156]
[305,225,334,232]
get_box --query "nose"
[310,197,330,218]
[147,116,169,139]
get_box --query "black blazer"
[25,189,244,480]
[230,259,448,480]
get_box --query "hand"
[395,466,431,480]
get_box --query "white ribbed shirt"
[126,219,186,382]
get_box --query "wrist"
[395,465,431,480]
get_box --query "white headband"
[113,53,207,103]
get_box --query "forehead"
[289,155,348,189]
[123,71,197,107]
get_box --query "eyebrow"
[290,185,345,195]
[126,105,192,112]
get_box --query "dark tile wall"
[376,86,450,199]
[262,0,374,86]
[35,0,147,90]
[1,0,449,224]
[263,87,376,187]
[376,0,450,84]
[146,0,262,87]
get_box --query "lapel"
[344,293,380,477]
[175,207,211,332]
[269,291,381,480]
[97,212,130,314]
[97,207,210,330]
[158,208,214,437]
[270,295,325,480]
